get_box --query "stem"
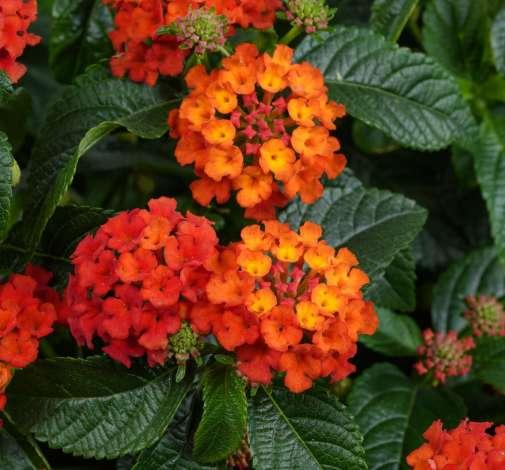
[2,243,71,264]
[279,25,303,45]
[217,45,231,57]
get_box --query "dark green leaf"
[249,386,367,469]
[365,247,416,312]
[0,132,13,241]
[7,356,191,459]
[0,88,32,151]
[49,0,113,82]
[492,7,505,75]
[134,395,218,470]
[21,67,179,254]
[280,173,427,282]
[474,115,505,269]
[371,0,419,42]
[473,336,505,393]
[295,27,476,150]
[360,307,422,356]
[0,72,13,102]
[348,363,466,470]
[0,418,50,470]
[352,120,400,154]
[432,247,505,333]
[422,0,486,78]
[40,205,114,257]
[193,364,247,463]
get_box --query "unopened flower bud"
[465,295,505,337]
[284,0,334,33]
[169,321,203,364]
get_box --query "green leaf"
[134,395,218,470]
[422,0,486,78]
[491,7,505,75]
[295,26,476,150]
[432,247,505,333]
[0,132,13,241]
[0,418,50,470]
[360,307,422,356]
[280,172,427,282]
[348,363,467,470]
[0,88,32,151]
[473,336,505,393]
[352,120,400,154]
[248,386,367,469]
[193,364,247,463]
[7,356,191,459]
[49,0,113,82]
[40,205,114,257]
[365,247,416,312]
[474,115,505,269]
[371,0,419,42]
[21,67,179,254]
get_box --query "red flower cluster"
[0,264,59,409]
[415,329,475,384]
[407,419,505,470]
[465,295,505,337]
[190,221,377,393]
[169,44,346,220]
[63,197,219,367]
[103,0,281,86]
[0,0,41,83]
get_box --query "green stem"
[279,25,303,45]
[217,45,231,57]
[2,243,71,264]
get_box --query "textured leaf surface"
[7,357,191,459]
[473,336,505,393]
[134,395,218,470]
[371,0,419,42]
[193,365,247,463]
[248,386,367,470]
[360,307,422,357]
[280,174,427,282]
[0,420,50,470]
[348,363,466,470]
[422,0,486,77]
[365,247,416,311]
[295,27,475,150]
[50,0,113,82]
[474,115,505,269]
[492,7,505,75]
[40,205,114,257]
[431,247,505,333]
[21,67,178,253]
[0,132,13,241]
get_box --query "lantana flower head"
[0,0,41,83]
[169,43,347,220]
[465,295,505,337]
[63,197,219,368]
[193,220,377,393]
[284,0,334,33]
[407,419,505,470]
[103,0,281,85]
[414,329,475,384]
[0,264,59,409]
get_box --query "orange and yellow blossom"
[191,220,378,393]
[169,43,347,220]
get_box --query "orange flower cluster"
[63,197,219,367]
[190,221,377,393]
[103,0,281,86]
[0,0,41,83]
[168,43,347,220]
[0,264,59,409]
[407,419,505,470]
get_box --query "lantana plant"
[1,0,505,469]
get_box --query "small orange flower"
[203,220,377,393]
[169,43,347,219]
